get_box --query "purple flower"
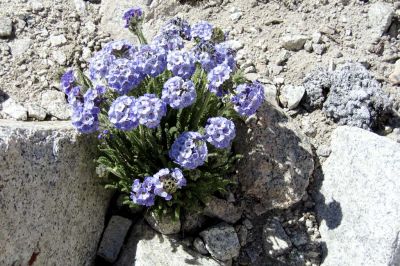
[136,94,167,128]
[205,117,236,149]
[106,58,143,95]
[152,168,186,199]
[108,96,139,130]
[161,17,191,40]
[83,85,106,114]
[67,86,82,107]
[89,50,115,81]
[103,40,137,58]
[167,50,196,80]
[231,81,265,116]
[60,70,75,95]
[153,31,184,51]
[169,131,208,170]
[162,76,196,109]
[123,7,143,28]
[71,104,99,134]
[207,63,232,96]
[134,45,167,77]
[192,41,236,72]
[214,42,236,70]
[130,178,156,207]
[191,21,213,41]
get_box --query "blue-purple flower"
[169,131,208,170]
[130,177,156,207]
[134,44,167,77]
[162,76,196,109]
[167,50,196,80]
[83,85,106,114]
[153,31,184,51]
[106,58,143,95]
[123,7,143,28]
[153,168,186,198]
[60,70,75,95]
[136,94,167,128]
[108,96,139,130]
[67,86,82,107]
[231,81,265,116]
[207,63,232,96]
[193,41,236,72]
[191,21,213,41]
[89,50,116,81]
[103,40,137,58]
[161,17,191,40]
[205,117,236,149]
[71,104,99,134]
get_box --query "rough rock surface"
[302,68,332,109]
[279,85,305,109]
[97,216,132,263]
[116,220,221,266]
[0,120,111,266]
[315,126,400,266]
[262,218,293,257]
[145,210,181,235]
[200,223,241,261]
[204,196,242,224]
[368,2,394,38]
[236,103,314,213]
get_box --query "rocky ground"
[0,0,399,265]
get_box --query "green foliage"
[96,66,244,215]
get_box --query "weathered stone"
[389,59,400,85]
[182,212,207,233]
[368,2,394,37]
[9,38,31,57]
[315,126,400,266]
[26,103,47,121]
[200,223,240,261]
[116,220,220,266]
[236,103,314,213]
[0,17,12,37]
[263,218,292,257]
[204,196,242,224]
[52,50,67,65]
[97,216,132,263]
[50,34,67,47]
[0,121,111,265]
[1,98,27,120]
[281,35,308,51]
[40,90,71,120]
[193,237,209,255]
[279,85,305,110]
[145,210,181,235]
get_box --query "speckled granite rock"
[0,120,111,266]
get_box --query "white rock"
[225,40,244,51]
[40,90,71,120]
[1,98,28,120]
[82,47,92,61]
[279,85,305,109]
[230,12,243,22]
[389,59,400,85]
[9,38,32,57]
[315,126,400,266]
[116,221,220,266]
[26,103,47,120]
[0,17,12,37]
[50,34,67,47]
[52,50,67,65]
[30,0,44,12]
[0,121,111,265]
[368,2,394,37]
[73,0,87,15]
[281,35,309,51]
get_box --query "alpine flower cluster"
[60,7,265,212]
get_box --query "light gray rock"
[225,40,244,51]
[236,103,314,213]
[0,121,111,266]
[302,67,332,109]
[368,2,394,37]
[204,196,242,224]
[73,0,87,15]
[98,216,132,263]
[1,98,28,120]
[281,35,308,51]
[116,221,220,266]
[389,59,400,85]
[0,17,12,37]
[315,126,400,266]
[262,83,279,106]
[200,223,240,261]
[50,34,67,47]
[40,90,71,120]
[145,210,181,235]
[279,85,305,110]
[275,50,291,66]
[52,50,67,65]
[26,103,47,121]
[263,218,292,257]
[9,38,31,57]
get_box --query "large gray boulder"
[236,103,314,213]
[0,120,111,265]
[116,220,221,266]
[316,126,400,266]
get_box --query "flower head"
[205,117,236,148]
[106,58,143,95]
[136,94,167,128]
[60,70,75,95]
[89,50,116,81]
[207,63,232,96]
[191,21,213,41]
[153,168,186,199]
[162,76,196,109]
[83,85,106,114]
[167,50,196,80]
[130,178,156,207]
[108,96,139,130]
[169,131,208,170]
[123,7,143,28]
[67,86,82,108]
[71,104,99,134]
[231,81,265,116]
[192,41,236,72]
[153,31,184,51]
[162,17,191,40]
[103,40,137,58]
[134,44,167,77]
